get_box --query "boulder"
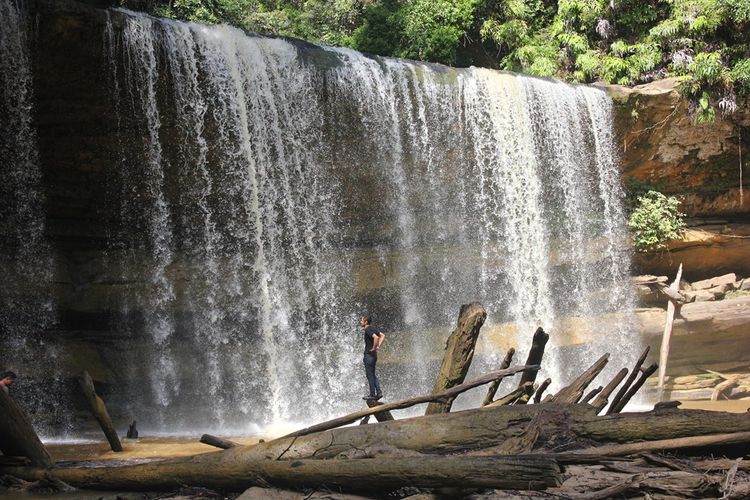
[740,279,750,291]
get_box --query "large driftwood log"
[517,327,549,389]
[0,388,53,467]
[550,354,609,404]
[79,371,122,452]
[425,302,486,415]
[481,348,515,407]
[280,364,535,439]
[2,405,750,491]
[607,346,649,415]
[0,455,562,492]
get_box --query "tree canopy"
[122,0,749,122]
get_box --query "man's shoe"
[375,393,383,401]
[363,395,376,400]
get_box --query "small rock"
[691,273,737,291]
[740,278,750,291]
[687,290,716,302]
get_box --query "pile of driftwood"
[2,302,750,498]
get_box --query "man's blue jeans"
[363,352,381,397]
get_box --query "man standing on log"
[360,316,385,401]
[0,371,17,394]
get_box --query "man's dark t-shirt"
[364,325,380,354]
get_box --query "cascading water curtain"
[97,8,637,430]
[0,0,67,434]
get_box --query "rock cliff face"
[608,78,750,218]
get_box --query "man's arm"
[374,332,385,351]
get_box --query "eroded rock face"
[606,78,750,217]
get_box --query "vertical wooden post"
[657,264,682,401]
[79,371,122,452]
[425,303,486,415]
[0,388,53,467]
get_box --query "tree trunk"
[200,434,239,449]
[365,399,394,421]
[517,327,549,389]
[0,455,562,492]
[607,346,649,415]
[481,348,515,407]
[3,405,750,491]
[78,370,122,452]
[551,354,609,404]
[0,389,53,467]
[570,431,750,457]
[590,368,627,414]
[425,302,486,415]
[609,363,658,414]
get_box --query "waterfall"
[1,2,639,434]
[0,0,65,432]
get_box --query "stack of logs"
[1,302,749,498]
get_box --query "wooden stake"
[610,363,658,414]
[551,354,609,404]
[590,368,628,414]
[533,378,552,403]
[517,327,549,389]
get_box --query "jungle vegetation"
[120,0,750,123]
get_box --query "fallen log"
[280,364,536,439]
[550,353,609,404]
[3,405,750,491]
[589,368,627,414]
[0,387,53,467]
[609,362,658,414]
[0,455,562,492]
[570,431,750,457]
[425,302,486,415]
[200,434,239,450]
[365,400,394,421]
[607,346,649,415]
[78,371,122,452]
[481,348,515,407]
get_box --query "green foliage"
[120,0,750,109]
[627,190,686,252]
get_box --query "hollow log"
[607,346,649,415]
[0,455,562,492]
[281,364,535,439]
[481,348,515,407]
[425,302,486,415]
[79,370,122,452]
[609,362,658,414]
[550,354,609,404]
[517,327,549,389]
[201,434,240,449]
[0,388,53,467]
[365,400,394,421]
[2,405,750,491]
[590,368,627,414]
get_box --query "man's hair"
[361,315,371,325]
[0,371,17,380]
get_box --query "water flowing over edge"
[0,1,640,434]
